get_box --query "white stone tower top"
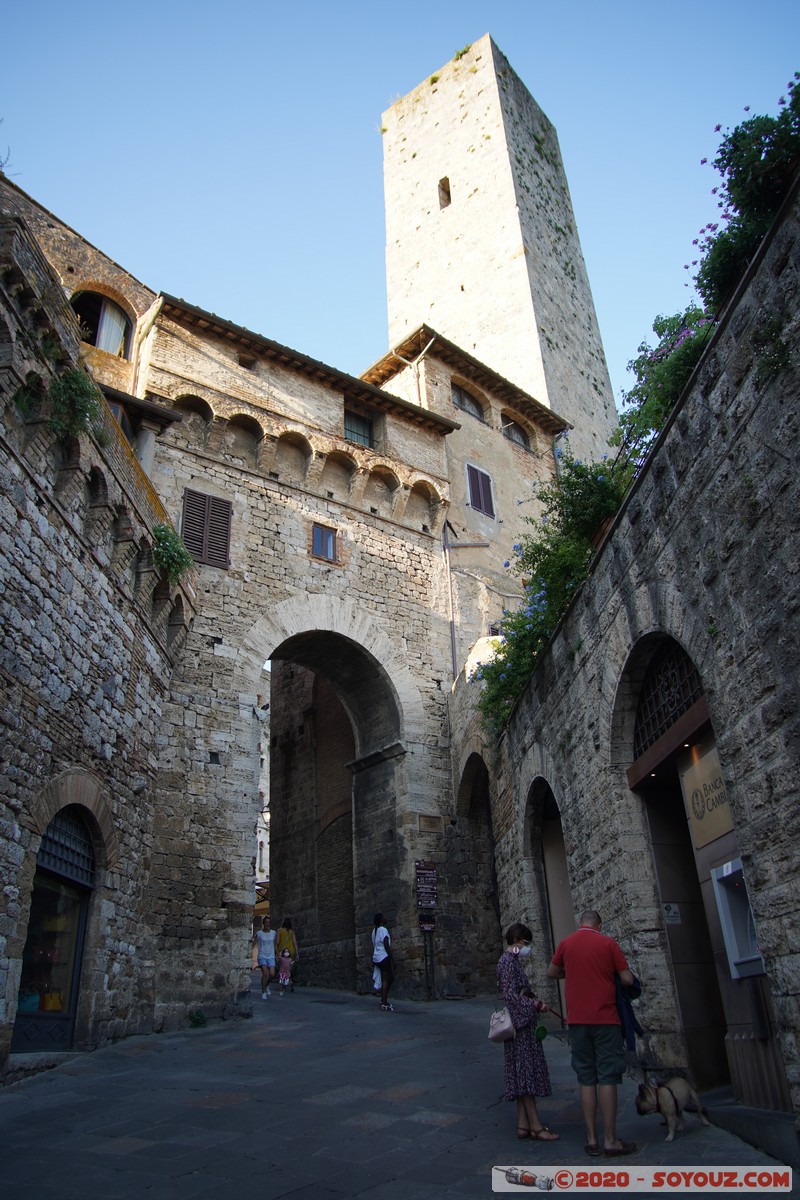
[382,34,617,462]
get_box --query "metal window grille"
[633,641,704,759]
[37,806,96,888]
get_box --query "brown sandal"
[530,1125,559,1141]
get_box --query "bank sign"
[680,746,734,849]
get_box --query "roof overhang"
[99,384,182,432]
[158,295,459,437]
[362,325,571,437]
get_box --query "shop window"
[711,858,765,979]
[452,383,486,422]
[71,292,132,358]
[312,523,337,562]
[466,464,495,518]
[344,409,374,448]
[12,806,96,1052]
[181,488,232,569]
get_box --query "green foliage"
[470,447,630,739]
[13,371,46,415]
[187,1008,207,1028]
[152,523,194,583]
[693,74,800,310]
[752,314,792,385]
[612,307,714,462]
[14,366,105,443]
[48,368,104,442]
[454,44,471,61]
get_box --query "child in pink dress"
[278,949,293,994]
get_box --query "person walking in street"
[498,922,560,1143]
[547,910,638,1158]
[253,915,277,998]
[276,917,299,992]
[372,913,395,1011]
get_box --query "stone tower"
[382,34,618,462]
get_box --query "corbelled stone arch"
[235,595,428,996]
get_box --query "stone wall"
[0,215,196,1070]
[451,182,800,1113]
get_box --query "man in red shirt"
[547,910,638,1158]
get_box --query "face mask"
[516,945,531,958]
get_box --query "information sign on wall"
[415,860,438,908]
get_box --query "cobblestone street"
[0,983,795,1199]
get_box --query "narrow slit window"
[438,177,451,209]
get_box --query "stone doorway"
[627,638,791,1107]
[525,780,571,1017]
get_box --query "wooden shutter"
[467,465,494,518]
[181,489,232,568]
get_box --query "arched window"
[633,640,704,760]
[451,383,485,422]
[503,418,530,451]
[71,292,132,358]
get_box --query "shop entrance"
[12,806,96,1052]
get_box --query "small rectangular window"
[344,409,374,448]
[466,465,495,518]
[181,488,232,569]
[439,177,451,208]
[312,523,337,561]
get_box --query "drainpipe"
[130,295,164,397]
[390,335,436,409]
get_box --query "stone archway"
[523,778,571,1017]
[265,626,409,994]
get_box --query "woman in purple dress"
[497,922,560,1142]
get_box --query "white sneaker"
[261,992,267,1000]
[266,988,271,996]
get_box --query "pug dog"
[635,1078,710,1141]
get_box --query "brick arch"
[68,280,138,325]
[27,768,120,871]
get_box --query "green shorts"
[568,1024,624,1085]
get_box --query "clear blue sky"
[3,1,797,411]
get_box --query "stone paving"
[0,982,795,1199]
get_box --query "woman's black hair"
[281,917,292,930]
[373,912,384,927]
[505,922,533,945]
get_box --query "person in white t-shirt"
[372,912,395,1011]
[252,915,277,998]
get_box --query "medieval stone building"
[0,33,797,1160]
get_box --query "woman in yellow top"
[276,918,299,991]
